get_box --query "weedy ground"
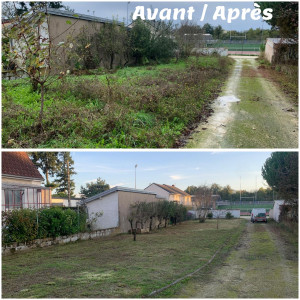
[2,56,233,148]
[2,219,244,298]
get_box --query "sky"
[65,1,271,31]
[60,151,274,195]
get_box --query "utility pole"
[240,176,241,204]
[135,164,137,189]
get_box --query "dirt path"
[185,56,298,148]
[175,222,298,298]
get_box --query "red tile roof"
[155,184,190,197]
[2,152,44,180]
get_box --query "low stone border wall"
[2,228,116,255]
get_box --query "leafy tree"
[130,18,176,64]
[130,18,152,64]
[80,178,110,198]
[262,152,298,221]
[202,23,214,35]
[213,25,223,39]
[55,152,76,206]
[256,2,298,40]
[30,152,61,186]
[15,2,65,15]
[96,20,128,69]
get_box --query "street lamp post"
[127,2,130,26]
[135,164,138,189]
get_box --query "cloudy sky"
[63,151,273,194]
[65,1,271,30]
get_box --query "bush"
[2,207,87,245]
[207,212,213,219]
[225,212,234,219]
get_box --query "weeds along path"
[175,222,298,298]
[185,56,298,148]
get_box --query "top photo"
[2,1,298,149]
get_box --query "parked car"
[251,208,267,223]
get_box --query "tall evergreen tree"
[55,152,76,206]
[30,152,61,186]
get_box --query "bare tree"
[193,185,212,223]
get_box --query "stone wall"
[2,228,117,255]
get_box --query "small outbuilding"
[264,38,297,64]
[268,200,285,222]
[82,186,165,233]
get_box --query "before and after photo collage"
[1,1,299,298]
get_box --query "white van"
[251,208,267,223]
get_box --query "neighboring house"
[82,186,165,233]
[144,183,192,206]
[265,38,298,63]
[51,197,81,207]
[2,152,51,210]
[268,200,285,222]
[3,8,126,74]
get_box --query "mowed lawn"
[2,219,245,298]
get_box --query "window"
[4,190,23,209]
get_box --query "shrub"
[225,212,234,219]
[207,212,213,219]
[2,207,87,245]
[2,209,37,244]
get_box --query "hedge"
[2,207,87,245]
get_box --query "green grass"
[214,42,262,51]
[2,56,233,148]
[2,219,245,298]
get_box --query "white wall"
[270,200,285,222]
[211,209,240,218]
[145,184,170,200]
[86,192,119,230]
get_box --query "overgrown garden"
[2,3,233,148]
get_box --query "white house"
[82,186,165,233]
[2,152,51,210]
[268,200,285,222]
[144,183,192,206]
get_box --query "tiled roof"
[2,152,44,180]
[154,184,190,197]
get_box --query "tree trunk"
[31,79,39,92]
[67,159,71,207]
[46,170,49,186]
[110,53,114,70]
[133,229,136,241]
[149,217,152,231]
[164,218,167,228]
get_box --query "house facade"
[2,152,51,210]
[83,186,165,233]
[144,183,192,206]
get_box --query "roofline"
[2,173,44,181]
[145,183,173,194]
[83,186,158,204]
[46,8,123,25]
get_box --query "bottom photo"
[1,151,298,298]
